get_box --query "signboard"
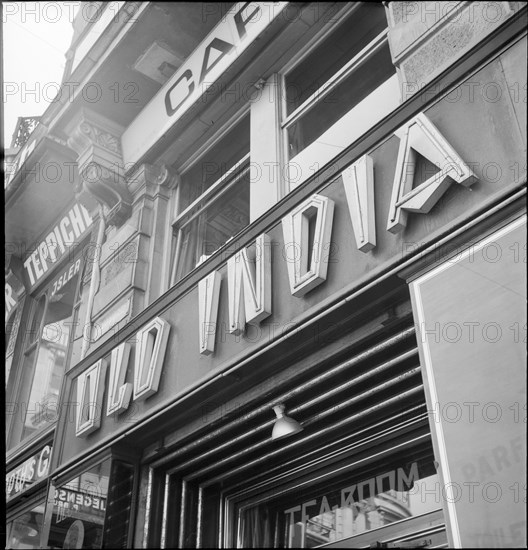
[6,444,52,501]
[411,216,527,548]
[121,2,288,165]
[23,203,92,290]
[56,45,526,470]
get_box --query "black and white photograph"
[3,2,526,548]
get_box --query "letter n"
[75,359,107,437]
[387,113,477,233]
[227,233,271,335]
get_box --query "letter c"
[165,70,194,116]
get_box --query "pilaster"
[71,161,178,362]
[386,1,523,100]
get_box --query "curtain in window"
[239,504,279,548]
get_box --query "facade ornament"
[79,121,122,154]
[67,109,132,227]
[126,162,180,195]
[153,163,179,188]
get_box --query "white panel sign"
[121,2,288,165]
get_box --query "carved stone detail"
[79,161,132,227]
[66,109,131,227]
[127,163,180,195]
[154,164,180,188]
[79,121,122,154]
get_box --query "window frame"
[168,108,251,286]
[6,489,48,548]
[223,424,443,548]
[279,2,397,191]
[6,250,85,452]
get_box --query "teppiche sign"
[23,203,92,290]
[121,2,288,165]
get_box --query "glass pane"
[29,296,46,344]
[180,115,250,210]
[21,268,80,440]
[47,459,111,549]
[176,170,250,280]
[6,502,45,549]
[287,44,395,157]
[238,450,442,548]
[285,3,387,115]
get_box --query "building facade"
[5,2,527,548]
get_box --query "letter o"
[482,402,502,422]
[482,482,502,502]
[83,82,102,103]
[443,482,462,502]
[442,402,462,423]
[443,322,462,343]
[482,322,502,342]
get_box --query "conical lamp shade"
[271,404,303,440]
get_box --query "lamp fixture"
[271,404,303,440]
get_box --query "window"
[46,457,136,549]
[282,3,397,188]
[6,502,46,549]
[236,447,443,548]
[7,255,83,448]
[170,114,250,282]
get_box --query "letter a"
[387,113,476,233]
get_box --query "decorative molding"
[79,161,132,226]
[133,317,171,401]
[66,110,132,227]
[154,164,180,189]
[106,342,132,416]
[75,358,108,437]
[282,194,335,297]
[127,163,180,196]
[387,113,477,233]
[198,255,222,355]
[79,121,121,154]
[227,233,272,335]
[341,154,376,252]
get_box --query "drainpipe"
[81,203,106,359]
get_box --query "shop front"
[6,2,525,548]
[47,26,526,546]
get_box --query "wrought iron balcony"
[10,116,41,148]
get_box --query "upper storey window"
[6,255,82,449]
[282,3,395,161]
[170,114,250,283]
